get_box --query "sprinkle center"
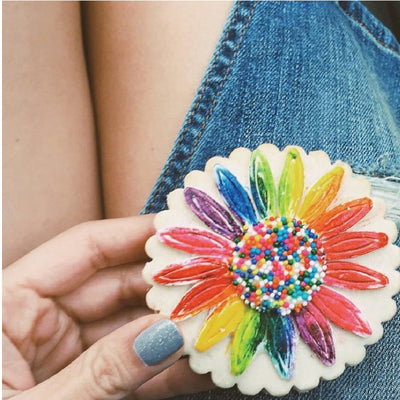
[228,217,326,315]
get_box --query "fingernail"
[133,319,184,366]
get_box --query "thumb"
[16,315,184,400]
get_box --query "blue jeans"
[143,1,400,399]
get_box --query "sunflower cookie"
[143,144,400,396]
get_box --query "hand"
[2,215,214,400]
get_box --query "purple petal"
[214,164,258,225]
[295,302,335,366]
[184,187,242,240]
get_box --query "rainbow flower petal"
[196,297,246,352]
[278,148,304,217]
[170,276,235,321]
[298,166,344,223]
[313,197,373,237]
[263,312,296,379]
[214,164,258,225]
[324,231,388,260]
[158,227,232,256]
[230,309,267,376]
[153,256,227,285]
[324,261,388,290]
[250,149,277,218]
[184,187,242,239]
[312,286,372,337]
[294,301,335,365]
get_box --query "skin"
[2,215,214,400]
[2,1,102,266]
[82,1,233,217]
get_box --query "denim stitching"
[341,9,399,54]
[337,1,400,56]
[143,1,257,214]
[189,3,257,167]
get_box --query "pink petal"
[158,227,232,256]
[312,286,372,336]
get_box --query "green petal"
[230,309,267,376]
[250,149,277,218]
[278,148,304,217]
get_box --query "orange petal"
[312,198,372,237]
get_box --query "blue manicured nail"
[133,319,184,366]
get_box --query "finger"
[81,307,151,347]
[5,214,155,296]
[2,333,36,391]
[57,263,151,322]
[15,315,184,400]
[132,358,215,400]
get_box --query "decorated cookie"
[143,144,400,396]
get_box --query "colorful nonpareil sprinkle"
[229,217,326,315]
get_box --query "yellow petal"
[278,148,304,217]
[195,297,245,352]
[298,166,344,223]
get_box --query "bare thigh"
[82,1,233,217]
[3,2,101,266]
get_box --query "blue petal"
[263,313,296,379]
[214,164,258,225]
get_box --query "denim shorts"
[143,1,400,399]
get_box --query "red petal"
[153,256,227,285]
[312,286,372,336]
[313,198,372,238]
[325,261,388,290]
[294,302,335,366]
[170,277,235,321]
[158,227,232,256]
[323,231,388,260]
